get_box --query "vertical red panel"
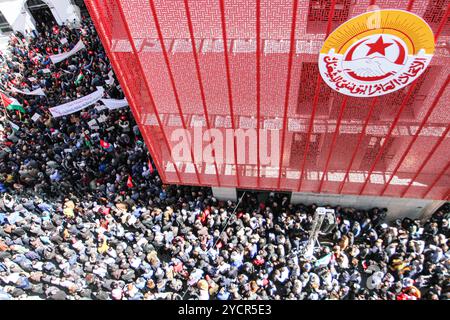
[184,0,220,186]
[219,0,240,187]
[276,0,299,190]
[256,0,261,187]
[401,126,450,197]
[423,161,450,198]
[434,2,450,41]
[318,96,348,192]
[380,76,449,195]
[358,82,418,195]
[297,0,337,192]
[338,98,378,194]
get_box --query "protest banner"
[9,87,46,96]
[49,87,104,118]
[49,40,86,64]
[100,98,128,110]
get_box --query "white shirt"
[199,289,210,300]
[112,288,123,300]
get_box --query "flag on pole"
[127,175,134,188]
[148,159,154,174]
[1,92,26,113]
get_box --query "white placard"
[97,114,108,123]
[87,119,98,127]
[60,38,68,45]
[31,113,41,122]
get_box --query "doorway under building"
[237,189,292,212]
[26,0,57,32]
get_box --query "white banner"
[49,40,86,64]
[100,98,128,110]
[49,87,104,118]
[9,87,46,96]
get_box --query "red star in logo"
[366,36,393,56]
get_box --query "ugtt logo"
[319,9,435,97]
[171,128,280,168]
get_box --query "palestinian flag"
[127,175,134,188]
[1,93,26,113]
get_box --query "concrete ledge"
[291,192,440,221]
[210,188,446,221]
[212,187,237,202]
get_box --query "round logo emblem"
[318,10,435,97]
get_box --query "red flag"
[127,175,134,188]
[148,159,154,174]
[0,92,12,108]
[100,139,110,149]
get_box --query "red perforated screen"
[85,0,450,200]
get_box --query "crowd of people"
[0,18,449,300]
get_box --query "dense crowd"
[0,19,449,300]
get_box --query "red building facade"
[85,0,449,200]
